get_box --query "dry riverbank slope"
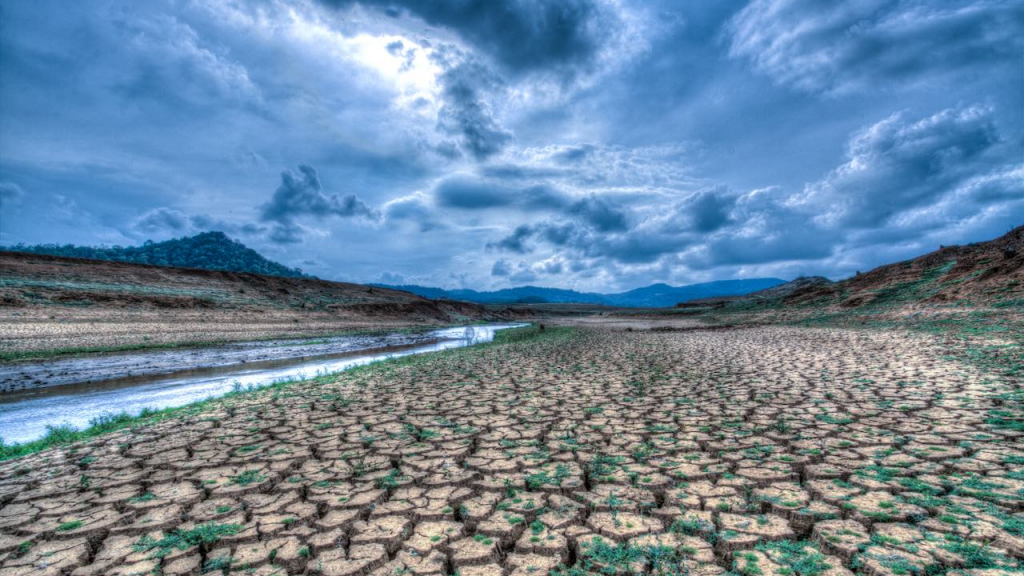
[0,252,524,359]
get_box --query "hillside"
[679,276,834,307]
[0,250,505,317]
[0,251,523,358]
[748,276,833,299]
[814,225,1024,309]
[377,278,785,308]
[698,227,1023,311]
[3,232,307,278]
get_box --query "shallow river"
[0,323,526,444]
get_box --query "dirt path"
[0,323,1021,575]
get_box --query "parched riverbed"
[0,322,1021,576]
[0,324,525,444]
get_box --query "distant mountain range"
[4,232,786,306]
[374,278,786,308]
[2,231,308,278]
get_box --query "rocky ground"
[0,322,1021,575]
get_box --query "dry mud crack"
[1,325,1022,575]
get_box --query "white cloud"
[790,104,1008,228]
[727,0,1024,94]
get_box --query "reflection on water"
[0,323,525,444]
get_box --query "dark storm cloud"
[579,200,823,268]
[682,187,734,233]
[486,188,735,264]
[537,222,579,246]
[318,0,617,76]
[434,177,627,244]
[487,224,535,254]
[490,259,512,276]
[134,207,190,234]
[433,141,463,160]
[541,259,563,274]
[727,0,1024,93]
[267,222,304,245]
[479,164,570,181]
[568,196,629,232]
[679,193,836,269]
[133,207,267,239]
[435,59,513,160]
[260,165,379,243]
[490,218,590,252]
[434,175,568,211]
[577,192,740,264]
[190,215,266,237]
[509,267,538,283]
[550,144,597,164]
[579,231,682,264]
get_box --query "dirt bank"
[0,330,445,393]
[0,251,530,359]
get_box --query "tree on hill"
[3,232,309,278]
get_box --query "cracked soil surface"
[1,324,1021,575]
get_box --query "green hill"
[4,232,308,278]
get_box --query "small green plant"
[525,464,571,490]
[375,468,408,490]
[567,537,693,576]
[756,540,833,576]
[56,520,82,532]
[133,523,243,558]
[228,469,266,486]
[201,555,233,574]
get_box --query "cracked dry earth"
[1,325,1022,576]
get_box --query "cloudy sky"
[1,0,1021,291]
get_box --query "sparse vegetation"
[132,523,243,558]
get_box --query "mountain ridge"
[374,278,786,308]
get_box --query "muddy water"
[0,323,526,444]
